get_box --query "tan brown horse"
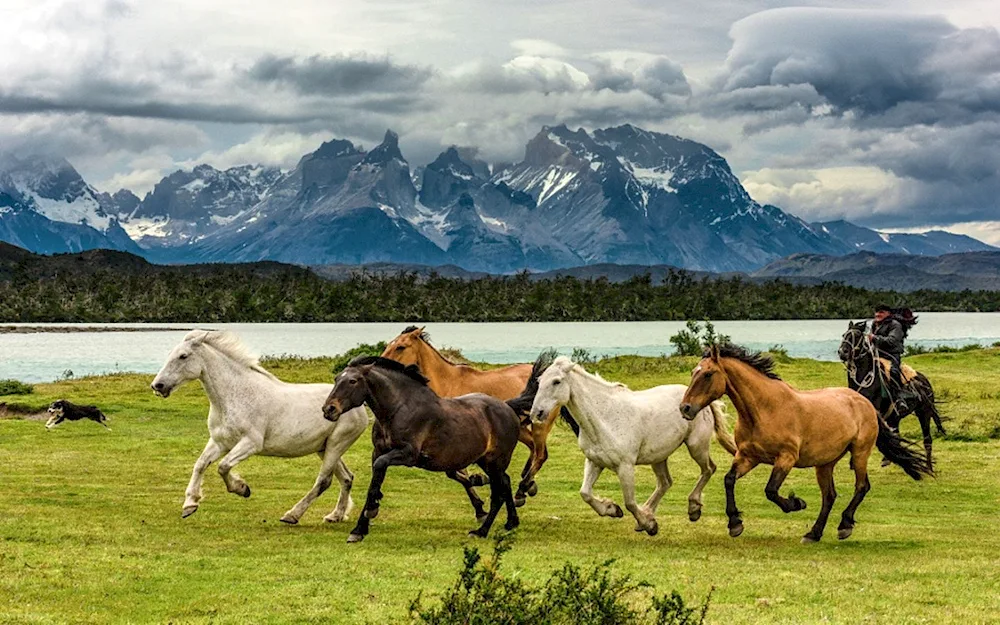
[680,343,934,543]
[382,326,569,502]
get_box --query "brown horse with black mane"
[382,326,573,503]
[680,343,934,543]
[322,356,523,543]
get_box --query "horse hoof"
[646,521,659,537]
[504,520,520,531]
[881,457,891,468]
[610,504,624,518]
[181,505,198,518]
[238,484,251,498]
[729,523,744,538]
[838,527,854,540]
[323,513,345,523]
[279,514,299,525]
[347,533,365,544]
[514,497,526,508]
[801,535,820,544]
[788,493,806,511]
[526,482,538,497]
[468,529,487,538]
[689,509,702,522]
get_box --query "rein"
[842,327,877,390]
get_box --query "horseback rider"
[869,304,919,414]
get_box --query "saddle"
[878,358,917,384]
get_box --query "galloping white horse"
[151,330,368,524]
[529,356,736,535]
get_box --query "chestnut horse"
[322,356,522,543]
[680,343,934,543]
[382,326,572,503]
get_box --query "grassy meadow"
[2,349,1000,623]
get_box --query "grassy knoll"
[2,350,1000,624]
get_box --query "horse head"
[380,326,429,368]
[151,330,215,398]
[323,361,373,422]
[680,349,726,420]
[838,320,869,364]
[529,356,574,423]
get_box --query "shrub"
[669,320,730,357]
[572,347,598,365]
[410,533,710,625]
[329,341,388,374]
[0,379,34,396]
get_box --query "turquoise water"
[2,313,999,382]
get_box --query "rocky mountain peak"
[362,129,404,165]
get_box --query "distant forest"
[2,251,999,322]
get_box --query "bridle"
[841,325,878,390]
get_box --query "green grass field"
[2,350,1000,624]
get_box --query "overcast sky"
[2,0,999,240]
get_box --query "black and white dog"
[46,400,109,430]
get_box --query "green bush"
[906,343,984,356]
[329,341,388,374]
[0,379,34,396]
[410,533,710,625]
[669,320,730,357]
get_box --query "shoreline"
[0,325,185,334]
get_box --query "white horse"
[151,330,368,524]
[528,356,736,535]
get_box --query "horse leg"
[469,463,505,538]
[763,453,807,513]
[684,425,717,522]
[217,438,261,498]
[838,448,872,541]
[447,470,488,524]
[515,409,558,502]
[915,402,935,466]
[617,463,657,535]
[803,462,837,544]
[580,458,622,518]
[282,424,361,524]
[725,453,759,538]
[323,459,356,523]
[182,439,224,518]
[881,409,902,467]
[501,472,520,531]
[348,447,415,544]
[513,425,536,506]
[643,460,672,519]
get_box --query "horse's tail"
[875,415,935,480]
[506,349,558,421]
[709,401,737,456]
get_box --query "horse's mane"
[349,355,430,386]
[186,330,278,379]
[557,356,627,389]
[711,342,781,380]
[400,325,464,366]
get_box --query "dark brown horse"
[322,356,523,543]
[382,326,575,503]
[680,343,934,543]
[839,321,946,465]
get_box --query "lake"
[2,313,999,383]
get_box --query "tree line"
[2,264,999,322]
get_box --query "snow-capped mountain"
[0,155,141,254]
[119,163,282,250]
[813,220,995,256]
[4,125,994,269]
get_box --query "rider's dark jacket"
[872,318,905,360]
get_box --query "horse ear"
[709,344,720,361]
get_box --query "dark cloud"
[711,8,1000,127]
[247,54,432,95]
[589,56,691,100]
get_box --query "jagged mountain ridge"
[0,155,141,255]
[3,125,995,270]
